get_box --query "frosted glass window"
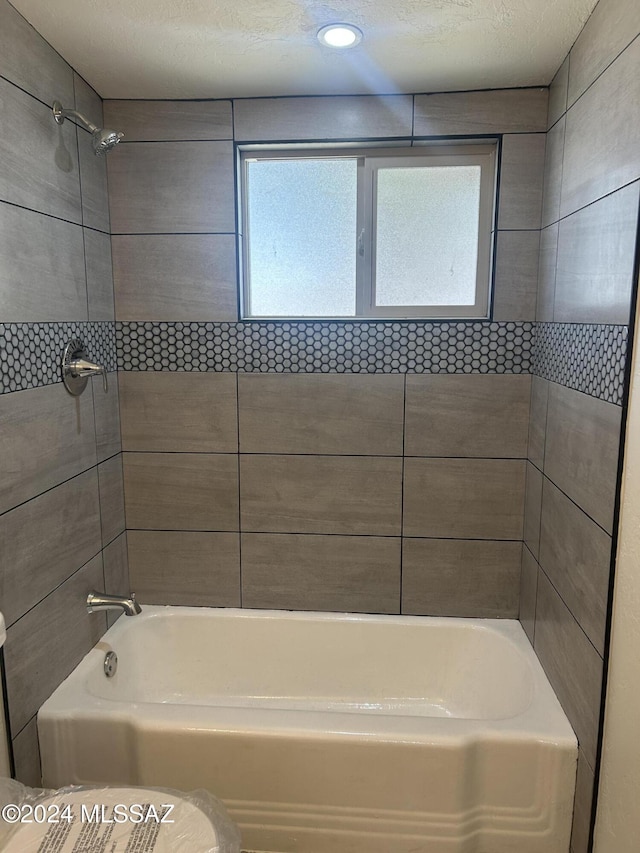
[241,145,495,319]
[374,166,481,307]
[245,158,357,317]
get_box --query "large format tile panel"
[104,100,233,141]
[567,0,640,106]
[0,203,86,322]
[403,458,526,539]
[0,77,81,223]
[98,456,126,546]
[123,452,239,531]
[547,58,569,129]
[0,469,101,627]
[240,455,402,536]
[404,374,530,458]
[539,479,611,655]
[128,530,240,606]
[401,539,521,617]
[84,229,115,321]
[238,373,404,456]
[112,234,238,321]
[119,372,238,452]
[241,533,401,613]
[497,134,546,230]
[12,717,41,787]
[4,555,106,735]
[74,74,110,233]
[0,383,97,514]
[534,570,604,770]
[0,0,74,107]
[561,37,640,217]
[554,181,639,325]
[413,88,547,135]
[233,96,413,141]
[492,231,540,322]
[544,383,622,534]
[107,141,235,233]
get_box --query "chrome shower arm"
[52,101,99,134]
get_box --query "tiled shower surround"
[0,0,128,790]
[0,1,638,852]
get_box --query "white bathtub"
[38,607,577,853]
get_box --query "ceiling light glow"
[317,23,363,49]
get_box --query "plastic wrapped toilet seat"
[0,784,240,852]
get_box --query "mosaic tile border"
[532,322,628,406]
[116,321,534,374]
[0,322,117,394]
[0,321,628,405]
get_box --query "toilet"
[0,613,240,853]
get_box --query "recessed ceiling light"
[317,23,363,49]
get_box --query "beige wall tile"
[239,374,404,455]
[402,538,521,617]
[4,555,106,735]
[0,0,74,107]
[0,77,81,223]
[112,234,237,321]
[534,570,603,770]
[120,372,238,452]
[544,383,622,534]
[103,532,130,628]
[12,717,41,788]
[234,95,412,141]
[98,456,125,546]
[107,141,235,233]
[555,182,638,325]
[519,546,538,645]
[403,458,526,539]
[497,134,545,230]
[240,455,402,536]
[124,452,239,531]
[0,469,101,627]
[548,57,569,128]
[492,230,540,321]
[528,377,549,469]
[241,533,400,613]
[413,89,547,135]
[568,0,640,106]
[570,749,595,853]
[561,37,640,217]
[92,372,122,463]
[104,100,233,141]
[539,478,611,655]
[541,116,565,228]
[537,224,558,322]
[523,463,543,559]
[0,204,87,321]
[85,228,115,321]
[128,530,240,606]
[0,383,97,515]
[405,374,530,458]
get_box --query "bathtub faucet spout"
[87,591,142,617]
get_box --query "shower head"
[91,127,124,156]
[52,101,124,156]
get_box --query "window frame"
[238,142,497,321]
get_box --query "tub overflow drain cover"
[104,651,118,677]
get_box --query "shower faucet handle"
[61,339,108,396]
[69,356,108,392]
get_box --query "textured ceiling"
[12,0,598,99]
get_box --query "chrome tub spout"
[87,591,141,617]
